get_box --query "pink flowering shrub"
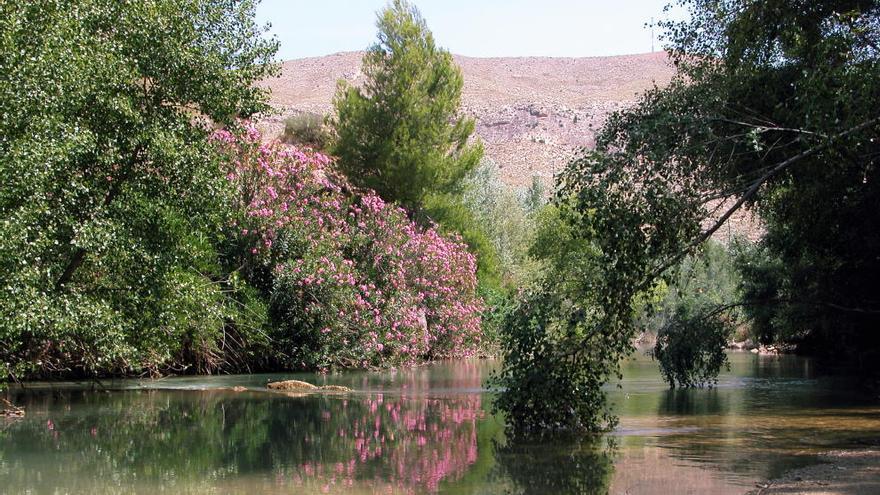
[213,123,483,369]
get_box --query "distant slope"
[259,51,760,242]
[259,51,674,187]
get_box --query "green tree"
[330,1,501,289]
[491,201,623,433]
[330,0,483,209]
[0,0,277,380]
[495,0,880,432]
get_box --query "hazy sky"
[256,0,683,61]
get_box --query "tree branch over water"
[648,115,880,283]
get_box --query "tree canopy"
[330,0,483,209]
[0,0,278,380]
[494,0,880,434]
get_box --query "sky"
[255,0,683,61]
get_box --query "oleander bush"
[214,123,483,370]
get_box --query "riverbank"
[748,449,880,495]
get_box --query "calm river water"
[2,351,879,494]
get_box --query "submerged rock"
[267,380,318,391]
[266,380,352,393]
[319,385,352,392]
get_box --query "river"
[2,351,879,494]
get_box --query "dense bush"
[651,301,731,388]
[280,112,330,150]
[214,124,483,370]
[491,202,622,434]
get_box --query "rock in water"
[319,385,352,392]
[267,380,318,391]
[266,380,353,393]
[1,398,25,418]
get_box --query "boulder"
[319,385,352,392]
[267,380,318,391]
[266,380,352,393]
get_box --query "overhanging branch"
[647,115,880,283]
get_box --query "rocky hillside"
[259,51,673,187]
[259,51,760,241]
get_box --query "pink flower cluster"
[213,123,483,368]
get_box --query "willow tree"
[0,0,277,380]
[494,0,880,433]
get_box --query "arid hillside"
[259,51,760,242]
[259,51,674,187]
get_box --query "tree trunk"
[54,247,87,290]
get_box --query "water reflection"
[2,392,488,493]
[490,436,615,495]
[2,353,880,494]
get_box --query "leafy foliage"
[633,0,880,359]
[639,242,741,387]
[461,160,545,287]
[0,0,277,379]
[330,0,482,209]
[328,0,503,298]
[421,191,503,289]
[492,202,623,434]
[651,301,731,388]
[214,124,484,370]
[496,0,880,432]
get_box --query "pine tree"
[331,0,482,209]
